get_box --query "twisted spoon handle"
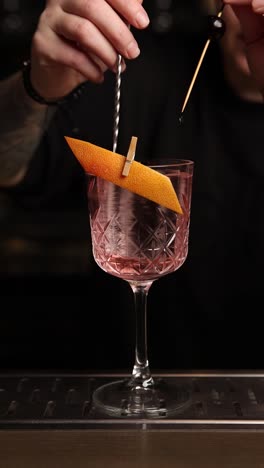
[112,54,123,153]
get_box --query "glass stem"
[129,281,154,389]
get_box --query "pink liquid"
[94,252,187,281]
[88,168,192,282]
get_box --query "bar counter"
[0,372,264,467]
[1,428,264,467]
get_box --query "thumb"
[229,5,264,45]
[228,4,264,94]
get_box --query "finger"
[224,0,264,13]
[106,0,149,29]
[226,4,264,93]
[63,0,149,30]
[229,5,264,45]
[62,0,142,59]
[88,50,126,74]
[223,0,250,4]
[33,26,105,83]
[78,48,108,74]
[54,10,121,69]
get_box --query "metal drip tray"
[1,372,264,430]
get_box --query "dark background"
[0,1,229,373]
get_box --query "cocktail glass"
[87,159,194,417]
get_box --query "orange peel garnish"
[65,137,182,214]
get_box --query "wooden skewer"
[180,5,225,117]
[122,136,138,176]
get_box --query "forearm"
[0,71,55,187]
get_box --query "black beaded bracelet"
[22,60,87,106]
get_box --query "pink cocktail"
[87,159,194,417]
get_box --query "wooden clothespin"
[122,136,138,176]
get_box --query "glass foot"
[93,378,192,418]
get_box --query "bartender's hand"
[29,0,149,101]
[224,0,264,95]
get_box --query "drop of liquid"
[179,113,184,125]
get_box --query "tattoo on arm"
[0,72,56,186]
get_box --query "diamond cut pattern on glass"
[91,204,189,280]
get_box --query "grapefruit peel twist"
[65,136,182,214]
